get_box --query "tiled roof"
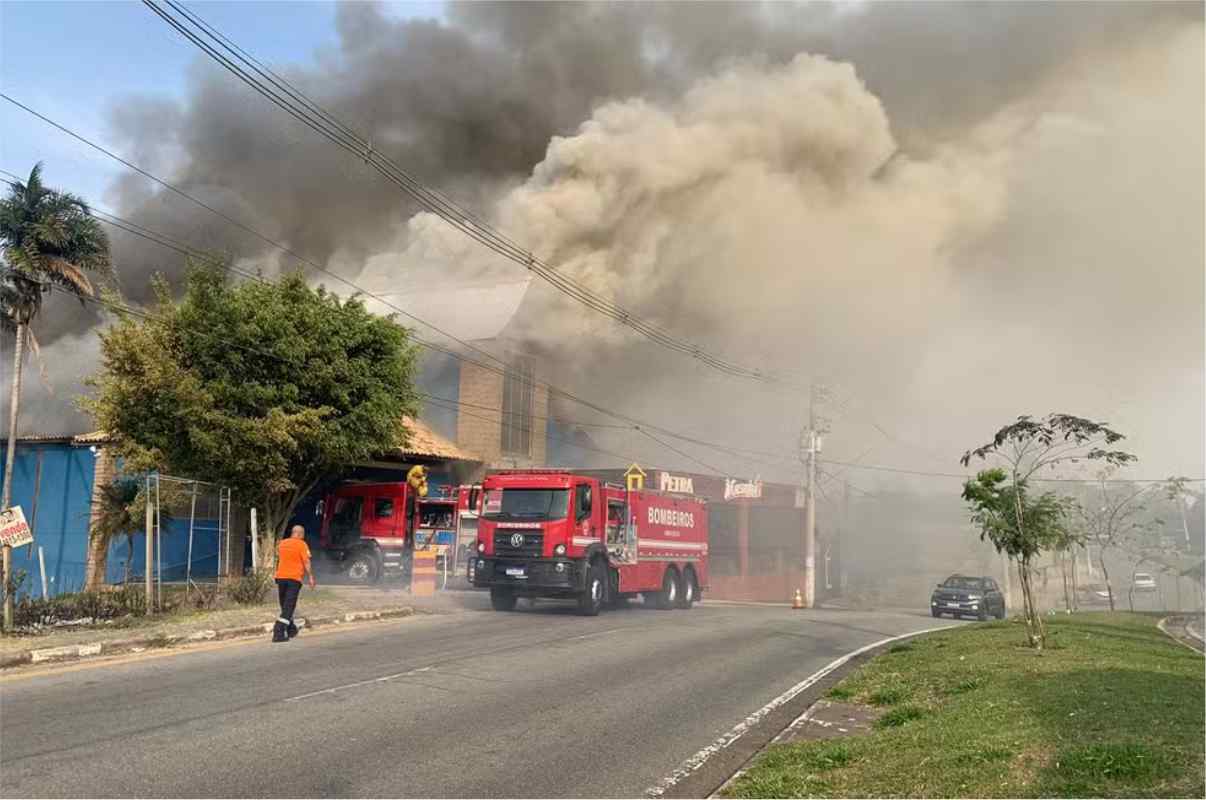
[399,416,480,462]
[6,433,77,443]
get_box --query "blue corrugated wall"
[105,517,222,584]
[0,441,96,596]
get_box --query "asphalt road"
[1,596,956,798]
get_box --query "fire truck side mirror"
[315,499,324,518]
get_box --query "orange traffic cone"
[792,588,805,609]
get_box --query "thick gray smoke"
[8,1,1202,503]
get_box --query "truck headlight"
[477,541,486,553]
[476,559,485,570]
[554,544,566,556]
[966,594,982,601]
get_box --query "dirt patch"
[774,700,884,744]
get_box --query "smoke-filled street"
[0,600,952,798]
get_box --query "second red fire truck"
[470,470,708,615]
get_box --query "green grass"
[724,613,1205,798]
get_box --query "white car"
[1132,572,1157,592]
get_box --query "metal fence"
[144,474,232,607]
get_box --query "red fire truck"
[316,482,419,583]
[316,481,483,585]
[469,470,708,615]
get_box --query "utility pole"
[800,385,824,609]
[2,324,25,631]
[145,476,154,612]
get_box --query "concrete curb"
[1158,615,1205,655]
[1,607,419,670]
[645,622,959,799]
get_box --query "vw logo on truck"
[510,533,525,548]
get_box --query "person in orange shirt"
[273,525,316,643]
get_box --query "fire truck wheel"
[490,587,518,612]
[655,568,680,610]
[676,569,697,609]
[346,552,381,585]
[578,560,605,616]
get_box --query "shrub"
[226,570,274,606]
[11,584,148,631]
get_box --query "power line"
[0,262,658,470]
[417,393,630,432]
[420,395,644,467]
[0,107,806,469]
[634,427,721,475]
[140,0,808,389]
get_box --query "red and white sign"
[0,506,33,548]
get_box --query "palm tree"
[1,163,111,628]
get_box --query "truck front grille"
[493,531,544,558]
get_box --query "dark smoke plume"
[8,1,1200,488]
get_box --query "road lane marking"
[568,628,622,641]
[280,626,626,702]
[643,623,958,797]
[284,666,434,702]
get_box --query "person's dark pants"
[273,579,302,642]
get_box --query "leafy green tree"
[1,162,112,629]
[82,260,420,568]
[962,469,1072,647]
[961,414,1135,648]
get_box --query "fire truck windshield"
[482,489,570,522]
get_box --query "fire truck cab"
[316,482,418,583]
[470,470,708,615]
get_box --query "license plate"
[505,567,526,578]
[945,602,960,608]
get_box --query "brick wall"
[457,361,504,464]
[455,358,549,469]
[530,384,549,466]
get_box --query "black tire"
[931,608,941,618]
[345,552,381,585]
[977,606,989,621]
[578,559,605,616]
[604,569,627,609]
[676,568,697,609]
[995,605,1006,620]
[490,587,517,612]
[654,568,680,610]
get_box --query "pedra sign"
[0,505,33,548]
[658,472,695,495]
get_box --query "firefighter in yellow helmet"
[403,466,428,587]
[406,464,429,497]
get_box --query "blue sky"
[1,1,443,205]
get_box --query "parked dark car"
[930,574,1006,620]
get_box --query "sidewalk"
[1,585,484,669]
